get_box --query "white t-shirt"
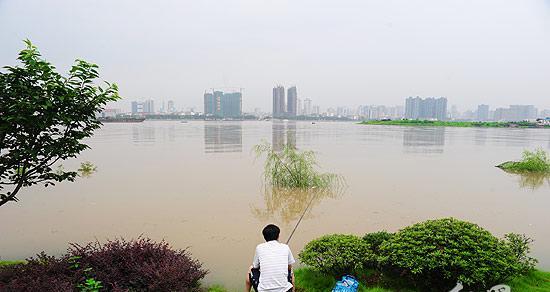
[252,240,295,292]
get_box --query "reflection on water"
[132,124,156,144]
[272,121,296,151]
[252,187,341,224]
[403,127,445,153]
[78,162,97,178]
[501,170,550,190]
[474,129,488,146]
[204,123,242,153]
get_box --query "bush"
[0,252,73,292]
[299,234,374,277]
[362,231,393,268]
[362,231,393,255]
[498,149,550,173]
[378,218,530,291]
[0,237,207,292]
[504,233,538,274]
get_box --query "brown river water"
[1,120,549,289]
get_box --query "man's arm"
[287,246,296,266]
[252,246,260,269]
[288,247,296,291]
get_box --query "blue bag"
[332,275,359,292]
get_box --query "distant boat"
[98,117,145,123]
[180,120,188,123]
[311,122,316,124]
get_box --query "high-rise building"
[272,85,285,118]
[143,99,155,114]
[476,104,489,121]
[220,92,242,118]
[167,100,175,113]
[203,90,242,118]
[304,98,312,116]
[494,108,508,121]
[287,86,298,116]
[508,105,537,121]
[313,105,320,115]
[297,98,302,116]
[405,97,447,120]
[405,97,422,119]
[434,98,447,121]
[492,105,538,121]
[204,92,215,115]
[131,101,140,114]
[213,91,223,116]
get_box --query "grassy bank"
[3,260,549,291]
[294,268,550,292]
[359,120,549,128]
[0,261,25,267]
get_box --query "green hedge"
[379,218,535,291]
[299,234,374,277]
[299,218,536,292]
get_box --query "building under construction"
[204,88,243,118]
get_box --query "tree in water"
[253,142,343,190]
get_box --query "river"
[1,120,549,289]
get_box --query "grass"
[359,120,548,128]
[497,149,550,173]
[294,268,550,292]
[294,268,409,292]
[508,270,550,291]
[0,260,25,267]
[254,142,343,190]
[207,284,229,292]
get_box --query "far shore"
[360,119,550,128]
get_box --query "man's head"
[262,224,280,241]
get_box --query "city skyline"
[123,91,550,122]
[2,0,550,112]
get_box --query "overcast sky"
[1,0,550,112]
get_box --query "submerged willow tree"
[253,142,343,190]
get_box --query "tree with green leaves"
[0,40,120,207]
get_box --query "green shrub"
[379,218,530,291]
[504,233,538,274]
[299,234,373,277]
[498,149,550,173]
[362,231,393,268]
[362,231,393,255]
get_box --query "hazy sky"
[1,0,550,112]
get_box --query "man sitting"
[245,224,295,292]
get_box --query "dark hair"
[262,224,280,241]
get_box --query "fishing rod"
[286,190,318,244]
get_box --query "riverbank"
[0,261,24,267]
[2,260,548,291]
[359,120,550,128]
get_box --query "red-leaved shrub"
[0,252,73,292]
[0,237,208,292]
[68,237,208,291]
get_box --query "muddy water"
[1,120,549,289]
